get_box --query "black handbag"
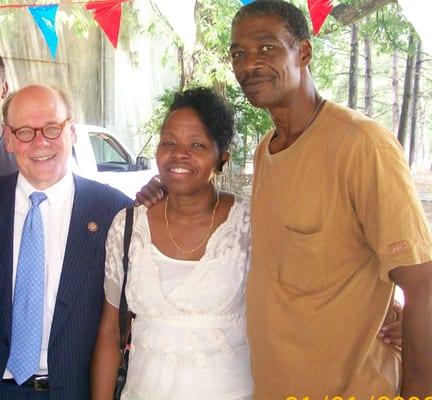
[113,206,134,400]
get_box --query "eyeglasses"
[5,117,71,143]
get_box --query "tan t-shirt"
[247,101,432,399]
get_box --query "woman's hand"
[134,175,165,207]
[378,301,403,347]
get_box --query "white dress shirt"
[3,172,75,379]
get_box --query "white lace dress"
[104,198,253,400]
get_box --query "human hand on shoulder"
[135,175,165,207]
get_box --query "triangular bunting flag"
[240,0,255,4]
[307,0,333,35]
[29,5,59,59]
[86,1,122,48]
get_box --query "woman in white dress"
[91,87,254,400]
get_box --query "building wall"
[110,0,179,156]
[0,8,103,124]
[0,1,178,155]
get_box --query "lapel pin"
[87,221,99,232]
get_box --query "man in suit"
[0,84,132,399]
[0,55,18,176]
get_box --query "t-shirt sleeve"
[350,137,432,283]
[104,208,127,308]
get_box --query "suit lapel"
[0,173,18,341]
[49,175,103,341]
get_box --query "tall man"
[0,55,17,176]
[138,1,432,398]
[230,1,432,398]
[0,84,132,399]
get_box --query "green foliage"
[311,33,349,91]
[142,83,272,168]
[118,2,143,67]
[141,0,432,170]
[141,0,272,169]
[142,1,184,69]
[226,85,273,167]
[193,0,237,84]
[65,7,96,39]
[141,88,176,138]
[197,0,236,57]
[357,4,412,54]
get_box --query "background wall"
[0,0,179,156]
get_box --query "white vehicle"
[72,124,158,199]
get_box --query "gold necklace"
[164,190,220,253]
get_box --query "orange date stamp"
[285,397,432,400]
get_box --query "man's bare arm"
[390,261,432,396]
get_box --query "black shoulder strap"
[119,206,134,350]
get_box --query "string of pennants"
[0,0,333,60]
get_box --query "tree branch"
[331,0,398,26]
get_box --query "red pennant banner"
[307,0,333,35]
[86,0,122,48]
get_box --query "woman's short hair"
[164,87,235,154]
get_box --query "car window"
[89,133,130,171]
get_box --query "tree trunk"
[348,24,358,110]
[364,30,373,117]
[177,45,194,91]
[178,45,186,91]
[331,0,397,26]
[391,51,400,133]
[397,32,416,148]
[409,41,422,167]
[419,103,426,164]
[243,132,248,169]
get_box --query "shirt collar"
[16,172,75,210]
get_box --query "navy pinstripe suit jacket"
[0,173,132,399]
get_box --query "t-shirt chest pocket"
[277,226,326,291]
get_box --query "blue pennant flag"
[29,5,59,59]
[240,0,255,4]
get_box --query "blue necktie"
[7,191,47,385]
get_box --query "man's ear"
[1,81,9,100]
[3,127,14,153]
[298,39,312,68]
